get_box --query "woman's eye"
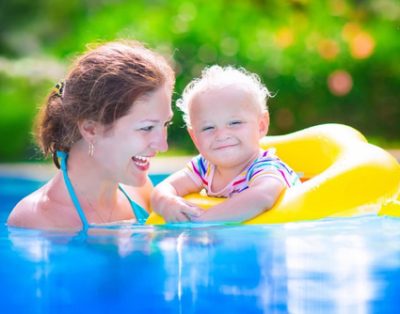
[140,125,155,131]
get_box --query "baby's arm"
[151,170,204,222]
[193,176,285,223]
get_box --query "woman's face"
[94,84,173,186]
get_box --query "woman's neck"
[66,145,119,208]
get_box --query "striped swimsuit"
[183,149,301,198]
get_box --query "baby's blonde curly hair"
[176,65,272,127]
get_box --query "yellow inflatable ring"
[147,124,400,224]
[379,194,400,217]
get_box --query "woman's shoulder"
[7,184,52,228]
[7,177,77,229]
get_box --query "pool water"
[1,175,400,313]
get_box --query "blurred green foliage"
[0,0,399,161]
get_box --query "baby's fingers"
[182,205,204,219]
[167,211,190,223]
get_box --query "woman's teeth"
[132,155,150,171]
[132,156,148,164]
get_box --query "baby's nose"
[215,128,231,140]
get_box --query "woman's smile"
[131,155,150,171]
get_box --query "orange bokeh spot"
[342,23,361,42]
[274,27,294,49]
[318,39,340,60]
[350,32,375,59]
[342,23,375,59]
[328,70,353,96]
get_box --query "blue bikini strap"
[118,185,149,224]
[56,151,89,231]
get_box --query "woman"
[7,40,175,230]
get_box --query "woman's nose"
[152,129,169,152]
[158,136,169,152]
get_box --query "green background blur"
[1,0,399,162]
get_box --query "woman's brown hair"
[35,40,174,167]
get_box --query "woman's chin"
[120,169,148,187]
[126,174,148,187]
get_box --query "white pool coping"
[0,156,194,181]
[1,150,399,181]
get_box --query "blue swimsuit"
[57,151,149,230]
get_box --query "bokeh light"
[276,108,295,130]
[274,27,294,49]
[350,32,375,59]
[328,70,353,96]
[220,37,239,57]
[342,23,375,59]
[342,22,362,41]
[318,39,340,60]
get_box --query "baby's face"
[188,86,268,170]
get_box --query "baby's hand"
[154,195,204,223]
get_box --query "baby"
[151,65,300,222]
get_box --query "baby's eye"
[229,120,243,126]
[201,126,214,132]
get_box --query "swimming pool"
[1,175,400,313]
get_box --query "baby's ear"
[259,111,270,137]
[187,126,198,146]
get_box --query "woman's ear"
[259,111,270,138]
[77,119,101,143]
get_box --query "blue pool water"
[1,175,400,313]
